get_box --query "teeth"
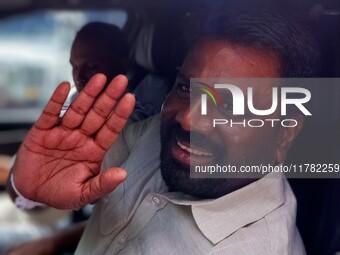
[177,140,213,156]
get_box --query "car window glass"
[0,10,127,123]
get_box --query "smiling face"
[160,39,302,198]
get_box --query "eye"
[222,103,232,111]
[180,84,192,92]
[176,83,192,98]
[218,101,233,115]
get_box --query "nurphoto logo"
[197,83,312,128]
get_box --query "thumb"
[85,167,127,203]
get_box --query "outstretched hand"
[11,74,135,210]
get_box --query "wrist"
[10,173,47,209]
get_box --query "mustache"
[167,122,224,154]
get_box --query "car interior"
[0,0,339,254]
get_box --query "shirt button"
[118,234,127,245]
[152,196,161,206]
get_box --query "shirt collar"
[163,174,286,245]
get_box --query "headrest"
[134,23,155,72]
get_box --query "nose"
[175,97,214,133]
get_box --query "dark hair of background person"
[72,21,129,75]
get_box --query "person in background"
[71,22,128,92]
[69,21,148,122]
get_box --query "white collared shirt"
[76,115,305,255]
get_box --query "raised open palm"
[11,74,135,210]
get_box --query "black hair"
[73,22,129,72]
[201,9,321,77]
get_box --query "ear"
[276,115,304,164]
